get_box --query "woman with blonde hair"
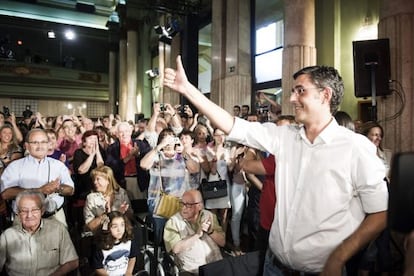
[84,165,132,233]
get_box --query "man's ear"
[322,87,333,104]
[41,206,46,216]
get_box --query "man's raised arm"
[163,55,235,134]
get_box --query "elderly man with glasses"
[0,190,78,275]
[163,189,225,274]
[0,128,74,226]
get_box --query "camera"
[22,105,33,119]
[179,105,186,114]
[160,103,166,112]
[2,106,10,118]
[173,137,181,145]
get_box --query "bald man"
[163,190,225,274]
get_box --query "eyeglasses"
[18,208,41,215]
[27,141,49,145]
[291,86,323,96]
[179,201,201,208]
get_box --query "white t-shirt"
[94,239,139,276]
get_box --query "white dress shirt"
[0,155,74,209]
[228,117,388,272]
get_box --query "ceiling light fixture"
[64,30,76,40]
[47,31,56,39]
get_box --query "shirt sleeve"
[353,136,388,213]
[163,217,182,253]
[0,161,20,192]
[93,249,104,269]
[84,194,104,224]
[129,238,139,258]
[210,212,224,235]
[56,161,74,187]
[227,117,280,156]
[57,222,79,264]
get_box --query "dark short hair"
[157,128,175,145]
[334,111,355,132]
[82,130,98,143]
[293,66,344,114]
[178,129,195,140]
[276,115,296,124]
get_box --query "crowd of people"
[0,55,410,275]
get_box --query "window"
[254,20,283,83]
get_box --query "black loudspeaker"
[353,39,391,98]
[388,152,414,233]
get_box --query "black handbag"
[200,172,228,200]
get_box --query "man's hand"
[163,55,189,94]
[200,216,212,233]
[41,177,60,195]
[320,256,344,276]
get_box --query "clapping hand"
[119,201,129,214]
[42,177,60,195]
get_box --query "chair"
[131,199,179,276]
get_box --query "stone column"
[377,0,414,153]
[281,0,316,115]
[118,30,127,119]
[210,0,251,113]
[107,21,119,115]
[125,20,139,122]
[162,35,181,105]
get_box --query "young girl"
[93,211,139,276]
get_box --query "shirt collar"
[298,117,339,145]
[18,219,44,234]
[27,154,48,164]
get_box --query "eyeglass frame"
[27,141,49,145]
[291,86,324,96]
[179,201,201,208]
[18,208,42,216]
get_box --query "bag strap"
[157,152,164,193]
[210,163,223,180]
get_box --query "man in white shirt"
[162,56,388,275]
[1,128,74,226]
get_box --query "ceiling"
[0,0,212,29]
[0,0,213,73]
